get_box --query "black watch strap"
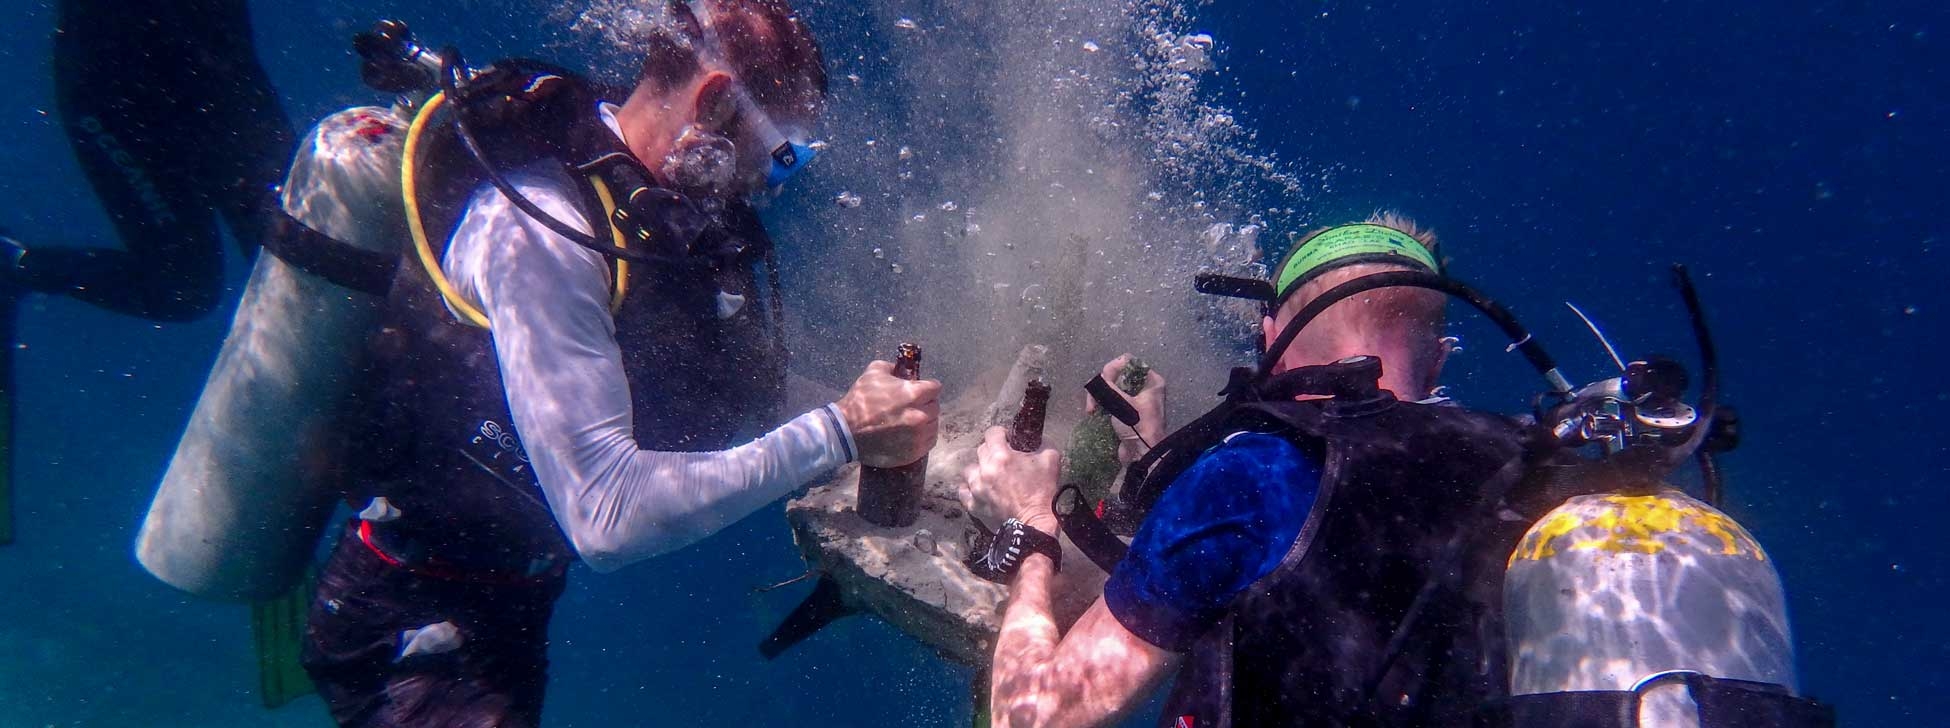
[964,518,1061,583]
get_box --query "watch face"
[963,520,1019,583]
[963,519,1057,584]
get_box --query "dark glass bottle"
[1007,379,1052,452]
[857,343,925,527]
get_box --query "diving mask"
[733,85,818,189]
[680,0,821,190]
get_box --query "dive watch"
[965,517,1061,583]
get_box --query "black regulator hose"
[1671,264,1726,504]
[1257,270,1575,397]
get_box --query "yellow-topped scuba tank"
[1498,285,1826,726]
[1505,489,1796,716]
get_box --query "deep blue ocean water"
[0,0,1942,726]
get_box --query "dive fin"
[252,568,318,709]
[758,575,854,660]
[971,665,993,728]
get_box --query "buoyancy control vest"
[1146,361,1545,728]
[343,61,787,573]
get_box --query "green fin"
[0,285,17,546]
[971,668,992,728]
[252,568,318,709]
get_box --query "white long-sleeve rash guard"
[442,116,854,573]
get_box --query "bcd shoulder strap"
[402,60,639,327]
[1060,362,1363,574]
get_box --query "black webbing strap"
[1688,675,1837,728]
[1054,485,1129,573]
[262,208,400,296]
[1083,374,1142,428]
[1475,676,1836,728]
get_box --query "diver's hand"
[959,427,1063,530]
[838,360,942,468]
[1086,354,1168,465]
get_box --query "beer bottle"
[857,344,926,527]
[1007,379,1052,452]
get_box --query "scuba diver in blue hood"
[132,2,938,725]
[960,213,1836,727]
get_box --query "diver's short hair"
[1288,209,1440,259]
[638,0,828,118]
[1360,210,1437,251]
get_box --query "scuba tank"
[136,19,777,600]
[136,21,456,600]
[1495,282,1820,726]
[136,103,410,600]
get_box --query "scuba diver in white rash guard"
[134,2,941,725]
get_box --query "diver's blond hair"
[1285,209,1439,262]
[1362,209,1438,252]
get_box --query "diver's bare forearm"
[988,516,1177,728]
[991,551,1061,727]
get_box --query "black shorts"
[301,526,567,728]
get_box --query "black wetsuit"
[15,0,293,320]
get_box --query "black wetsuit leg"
[301,525,561,728]
[19,0,293,321]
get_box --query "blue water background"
[0,0,1942,725]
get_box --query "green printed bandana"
[1273,224,1441,299]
